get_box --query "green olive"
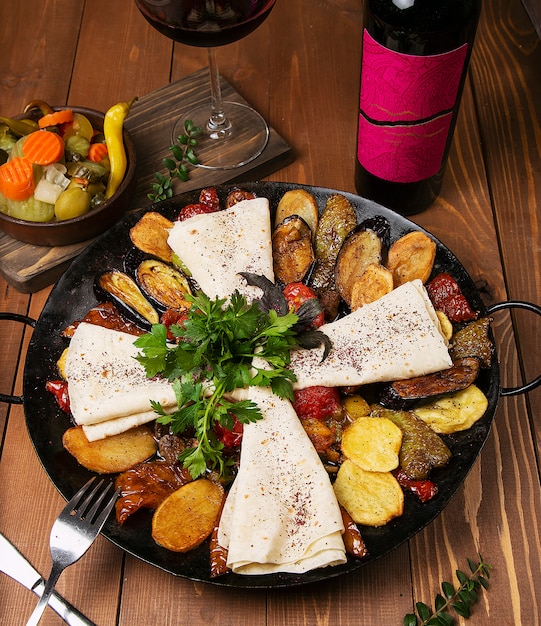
[54,186,91,220]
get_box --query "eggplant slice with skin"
[96,270,159,328]
[272,215,315,285]
[334,218,390,308]
[136,259,192,312]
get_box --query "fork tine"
[75,478,106,519]
[94,487,121,527]
[67,477,101,513]
[83,482,115,524]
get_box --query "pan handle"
[486,300,541,397]
[0,312,36,405]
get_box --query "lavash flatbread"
[65,322,177,440]
[218,386,346,575]
[288,280,452,389]
[167,197,274,302]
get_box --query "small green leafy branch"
[147,120,202,202]
[404,555,492,626]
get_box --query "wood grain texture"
[1,0,541,624]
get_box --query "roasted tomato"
[46,380,70,413]
[426,272,478,323]
[176,187,221,221]
[214,415,243,448]
[292,385,342,420]
[283,282,325,328]
[161,308,189,341]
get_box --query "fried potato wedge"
[57,347,69,380]
[350,263,394,310]
[413,384,488,434]
[152,479,224,553]
[333,460,404,526]
[129,212,174,263]
[275,188,319,238]
[342,394,371,420]
[62,425,157,474]
[341,416,402,472]
[386,231,436,286]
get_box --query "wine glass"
[134,0,277,170]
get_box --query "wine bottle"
[354,0,482,215]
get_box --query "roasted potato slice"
[341,416,402,472]
[386,231,436,286]
[275,188,319,238]
[129,212,174,263]
[333,460,404,526]
[57,347,69,380]
[371,405,452,480]
[342,394,371,420]
[62,425,158,474]
[413,384,488,434]
[272,215,315,284]
[350,263,394,310]
[151,479,224,553]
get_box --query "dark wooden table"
[1,1,541,624]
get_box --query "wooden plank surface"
[0,70,291,294]
[1,0,541,624]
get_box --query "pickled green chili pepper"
[23,99,54,116]
[104,96,137,199]
[0,116,38,137]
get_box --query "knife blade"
[0,533,96,626]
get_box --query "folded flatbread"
[218,385,346,575]
[65,322,177,440]
[288,279,452,389]
[167,197,274,302]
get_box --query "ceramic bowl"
[0,106,137,247]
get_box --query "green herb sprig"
[134,286,327,479]
[404,556,492,626]
[147,120,202,202]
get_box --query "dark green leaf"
[478,576,489,590]
[456,570,467,585]
[441,582,455,599]
[434,594,446,612]
[416,602,431,621]
[452,602,470,618]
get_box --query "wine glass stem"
[207,47,232,139]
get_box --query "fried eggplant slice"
[335,224,383,306]
[379,357,481,410]
[136,259,192,312]
[96,270,159,326]
[310,194,357,317]
[371,405,452,480]
[272,215,315,284]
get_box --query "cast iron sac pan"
[21,182,503,588]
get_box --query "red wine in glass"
[135,0,277,169]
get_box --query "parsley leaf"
[134,285,329,480]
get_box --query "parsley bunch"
[134,288,316,479]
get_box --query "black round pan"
[17,182,538,588]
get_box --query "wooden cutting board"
[0,68,292,293]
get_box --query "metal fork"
[25,477,120,626]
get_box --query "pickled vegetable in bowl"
[0,104,137,247]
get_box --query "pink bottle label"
[358,30,468,183]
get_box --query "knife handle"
[32,579,96,626]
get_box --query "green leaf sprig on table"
[134,283,329,480]
[147,119,202,202]
[404,555,492,626]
